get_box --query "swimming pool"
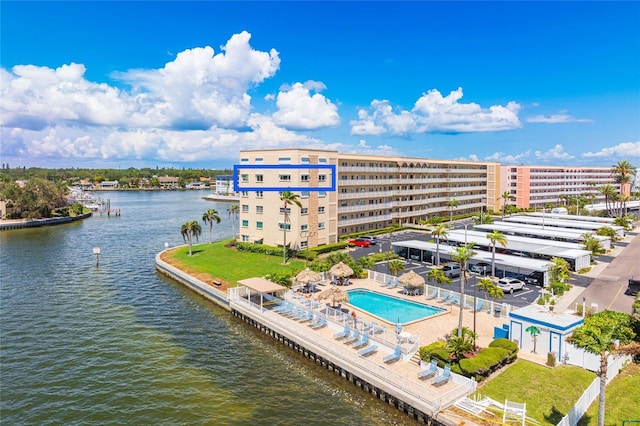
[347,289,446,324]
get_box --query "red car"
[349,238,371,247]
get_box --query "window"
[301,157,310,163]
[278,157,291,162]
[318,222,325,229]
[240,158,249,163]
[256,191,263,198]
[279,174,291,181]
[256,174,263,182]
[301,191,309,198]
[301,207,308,215]
[319,158,327,163]
[278,223,291,230]
[300,241,308,248]
[319,191,326,197]
[301,174,310,182]
[241,174,249,182]
[318,206,325,213]
[241,219,249,227]
[301,224,308,231]
[256,205,263,214]
[242,235,250,242]
[280,207,291,214]
[241,191,248,197]
[256,221,263,229]
[318,174,326,182]
[255,157,263,162]
[241,204,249,213]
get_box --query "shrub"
[459,347,510,379]
[578,267,592,274]
[236,242,297,258]
[309,241,349,255]
[419,341,448,364]
[489,338,518,362]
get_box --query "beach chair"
[273,301,290,313]
[343,329,360,344]
[402,286,409,295]
[278,303,294,315]
[309,316,327,329]
[447,295,460,306]
[412,288,421,296]
[463,299,474,310]
[426,288,438,299]
[386,278,398,289]
[418,359,438,379]
[352,332,370,349]
[298,310,314,322]
[334,324,351,339]
[381,277,391,287]
[472,300,484,312]
[437,292,450,303]
[432,365,452,386]
[383,345,402,363]
[359,344,378,357]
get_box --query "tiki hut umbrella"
[295,268,322,285]
[399,270,426,289]
[315,285,350,308]
[329,261,354,278]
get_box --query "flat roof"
[503,216,623,232]
[237,277,287,293]
[509,304,584,332]
[473,223,610,243]
[528,212,615,224]
[446,230,591,260]
[391,239,550,271]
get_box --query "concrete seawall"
[0,213,92,231]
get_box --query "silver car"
[497,277,525,294]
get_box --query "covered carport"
[391,240,550,285]
[236,277,288,312]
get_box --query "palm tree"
[280,191,302,264]
[451,243,476,338]
[181,220,202,256]
[202,208,221,243]
[598,184,616,217]
[611,160,637,190]
[427,267,451,287]
[431,224,449,266]
[227,204,239,239]
[447,198,459,223]
[581,233,604,261]
[357,255,375,272]
[388,259,405,277]
[487,230,507,277]
[567,311,640,426]
[500,191,516,218]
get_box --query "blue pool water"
[347,289,445,324]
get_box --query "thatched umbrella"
[329,261,354,278]
[295,268,322,285]
[399,270,425,288]
[315,285,350,308]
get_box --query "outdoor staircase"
[410,351,422,366]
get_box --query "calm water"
[347,289,445,323]
[0,191,414,425]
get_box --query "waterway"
[0,191,413,425]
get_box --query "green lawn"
[579,362,640,425]
[474,359,596,425]
[165,241,305,285]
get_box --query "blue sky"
[1,1,639,169]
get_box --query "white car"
[497,277,525,294]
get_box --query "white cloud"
[582,141,640,158]
[350,87,521,136]
[535,144,575,160]
[1,31,281,134]
[484,150,531,163]
[527,110,591,123]
[272,81,340,130]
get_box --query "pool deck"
[231,277,511,424]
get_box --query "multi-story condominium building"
[499,165,624,210]
[237,149,499,249]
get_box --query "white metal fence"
[557,354,631,426]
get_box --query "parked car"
[525,271,545,287]
[358,236,378,245]
[441,264,461,278]
[497,277,525,293]
[469,262,491,275]
[349,238,371,247]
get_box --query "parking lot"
[350,228,558,309]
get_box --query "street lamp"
[473,274,477,347]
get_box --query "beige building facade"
[499,165,622,210]
[237,148,499,249]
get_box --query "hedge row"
[418,338,519,381]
